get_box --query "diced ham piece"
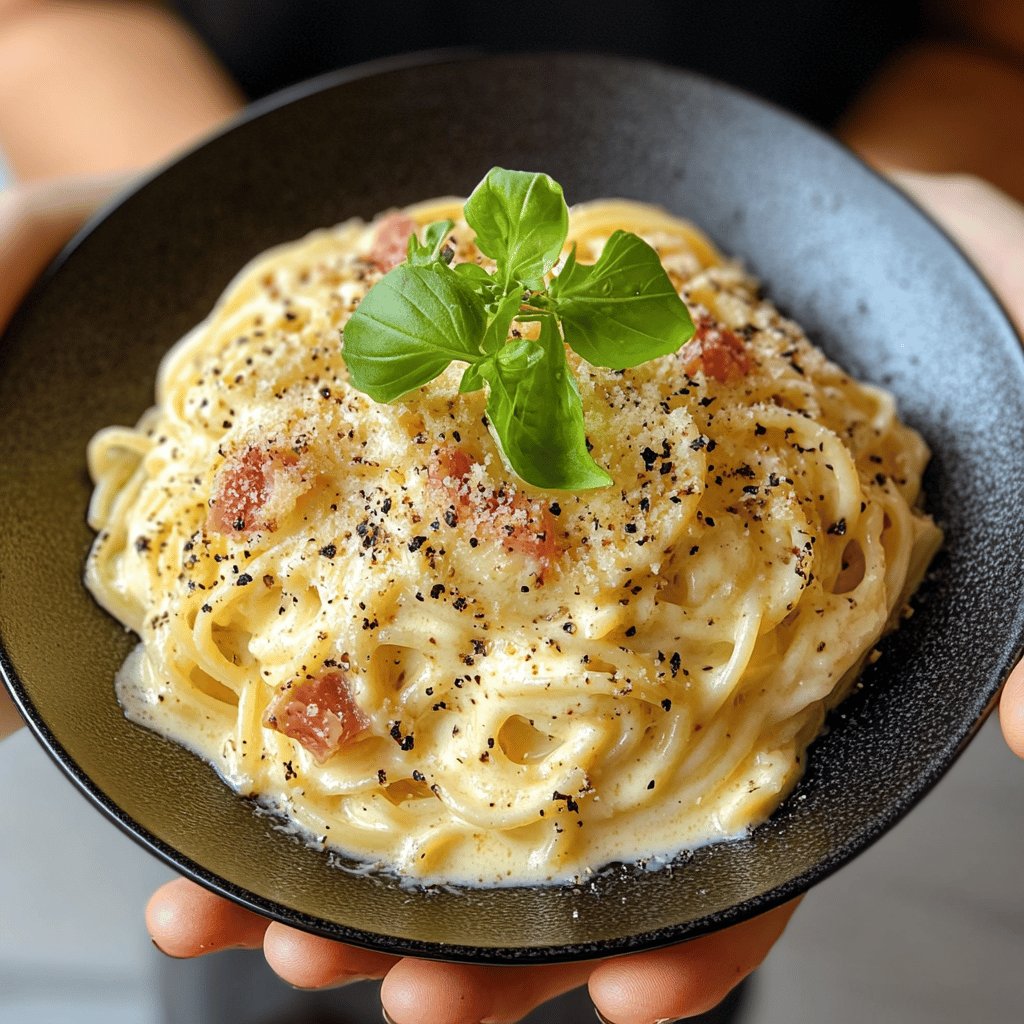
[501,504,560,567]
[369,213,418,272]
[427,445,474,491]
[680,315,750,383]
[264,670,368,763]
[427,446,562,573]
[207,445,303,535]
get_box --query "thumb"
[0,688,23,741]
[888,170,1024,336]
[999,659,1024,760]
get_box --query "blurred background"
[2,2,1023,1021]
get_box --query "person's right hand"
[1000,661,1024,760]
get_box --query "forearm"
[0,0,243,181]
[839,39,1024,202]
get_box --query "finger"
[263,922,400,989]
[0,687,24,740]
[0,172,134,331]
[999,659,1024,759]
[589,899,801,1024]
[888,171,1024,335]
[381,959,593,1024]
[146,877,269,957]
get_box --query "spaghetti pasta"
[85,197,941,884]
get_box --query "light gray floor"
[1,714,1022,1024]
[0,728,169,1024]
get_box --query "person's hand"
[890,171,1023,336]
[0,172,133,738]
[147,878,799,1023]
[886,172,1024,763]
[1001,661,1024,761]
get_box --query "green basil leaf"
[407,219,454,266]
[464,168,568,290]
[548,231,695,369]
[344,263,486,402]
[495,337,542,370]
[452,261,501,305]
[459,361,487,394]
[481,317,612,490]
[452,261,491,283]
[481,290,524,355]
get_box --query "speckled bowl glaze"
[1,54,1023,964]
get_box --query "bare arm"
[0,0,242,181]
[839,0,1024,201]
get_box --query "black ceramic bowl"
[2,54,1023,964]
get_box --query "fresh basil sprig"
[342,168,696,490]
[407,219,454,267]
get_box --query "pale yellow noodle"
[85,198,942,884]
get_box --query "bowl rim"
[2,49,1023,964]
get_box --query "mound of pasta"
[86,197,941,884]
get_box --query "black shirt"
[171,0,922,127]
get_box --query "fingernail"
[150,938,186,960]
[594,1013,679,1024]
[382,1009,397,1024]
[291,975,360,992]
